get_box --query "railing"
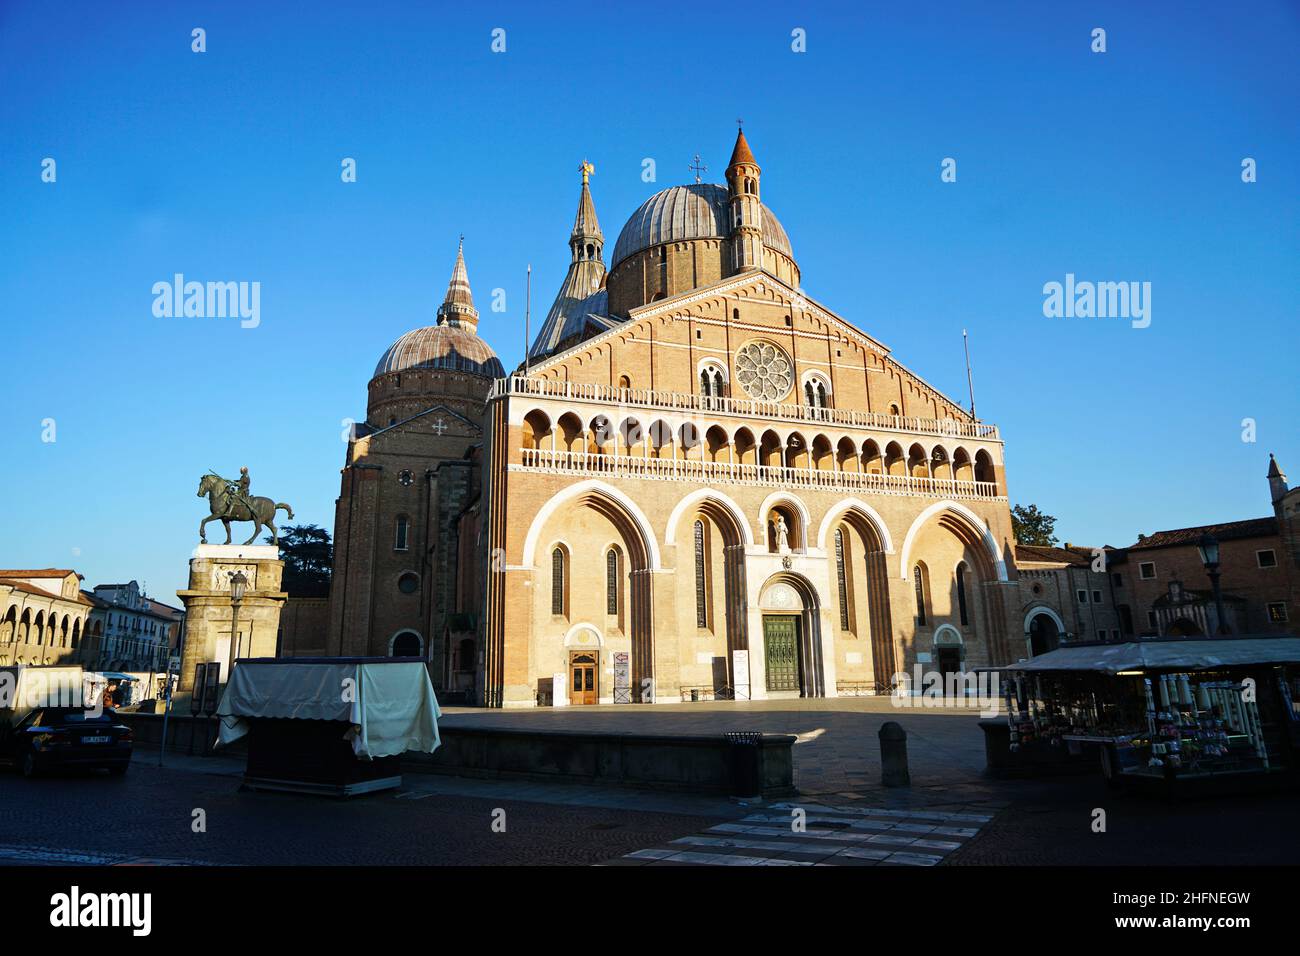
[490,375,1000,440]
[836,681,890,697]
[680,685,750,702]
[516,449,1002,500]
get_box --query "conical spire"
[437,237,479,330]
[1268,453,1284,479]
[570,160,603,262]
[727,126,757,170]
[529,162,609,360]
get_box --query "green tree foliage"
[1011,504,1058,546]
[267,524,332,596]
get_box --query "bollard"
[879,721,910,787]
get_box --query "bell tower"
[726,126,763,274]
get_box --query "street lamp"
[1196,532,1229,635]
[228,570,248,681]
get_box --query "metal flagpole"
[524,264,531,376]
[963,328,977,420]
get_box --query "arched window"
[606,548,619,616]
[834,528,850,631]
[551,547,566,616]
[394,515,410,551]
[694,520,708,628]
[955,562,969,626]
[617,374,631,390]
[913,564,929,627]
[391,631,422,657]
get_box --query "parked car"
[1,707,133,778]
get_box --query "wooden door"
[570,652,598,705]
[763,616,800,692]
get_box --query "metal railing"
[517,448,1002,500]
[490,375,999,440]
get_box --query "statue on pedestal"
[196,468,295,545]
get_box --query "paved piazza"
[440,696,998,800]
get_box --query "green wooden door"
[764,615,800,692]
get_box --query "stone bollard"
[879,721,910,787]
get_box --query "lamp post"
[228,570,248,682]
[1196,532,1229,635]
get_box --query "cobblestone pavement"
[0,760,725,866]
[606,801,993,867]
[440,697,995,797]
[943,774,1300,866]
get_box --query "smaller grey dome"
[373,325,504,380]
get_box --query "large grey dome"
[610,183,793,269]
[373,325,505,380]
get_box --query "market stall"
[989,637,1300,793]
[215,657,441,796]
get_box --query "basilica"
[327,129,1024,707]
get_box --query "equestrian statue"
[196,467,295,545]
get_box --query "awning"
[1008,637,1300,675]
[97,672,140,682]
[215,659,442,759]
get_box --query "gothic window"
[956,562,969,626]
[835,529,850,631]
[394,515,410,551]
[699,365,725,405]
[913,564,928,627]
[606,548,619,616]
[694,520,708,629]
[551,547,566,616]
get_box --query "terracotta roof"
[1127,517,1278,551]
[1015,544,1094,567]
[0,569,75,578]
[0,579,92,605]
[728,128,757,169]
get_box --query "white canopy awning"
[216,659,441,759]
[1008,637,1300,675]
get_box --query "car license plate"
[82,735,112,744]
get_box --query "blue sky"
[2,0,1297,600]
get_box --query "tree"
[267,524,333,597]
[1011,504,1058,546]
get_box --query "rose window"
[734,341,793,401]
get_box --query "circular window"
[398,470,414,487]
[1032,583,1042,595]
[398,572,420,594]
[734,341,794,401]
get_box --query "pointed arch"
[521,479,662,570]
[815,498,895,554]
[898,500,1007,581]
[665,488,754,548]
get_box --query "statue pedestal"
[175,544,286,708]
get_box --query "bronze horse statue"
[197,473,295,545]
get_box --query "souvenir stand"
[999,637,1300,792]
[215,657,442,797]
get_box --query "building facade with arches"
[0,569,93,668]
[477,129,1023,707]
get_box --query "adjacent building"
[1106,455,1299,638]
[81,581,183,672]
[0,568,94,666]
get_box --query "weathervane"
[688,154,707,183]
[579,159,594,184]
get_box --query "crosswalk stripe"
[616,803,992,867]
